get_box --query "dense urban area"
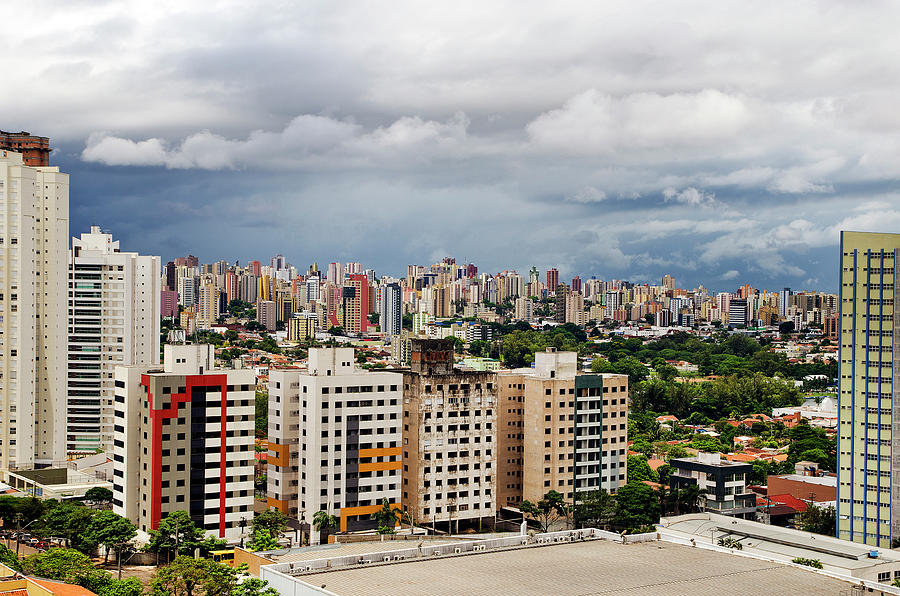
[0,132,897,595]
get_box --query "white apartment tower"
[267,347,403,543]
[68,226,160,454]
[0,150,68,469]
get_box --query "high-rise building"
[380,283,402,336]
[571,276,582,293]
[196,282,220,328]
[546,268,559,294]
[0,131,51,167]
[257,300,277,331]
[401,339,498,532]
[837,231,900,547]
[728,299,748,327]
[67,226,160,454]
[778,287,792,317]
[497,350,628,508]
[178,276,198,308]
[0,150,68,469]
[662,274,675,291]
[249,260,261,277]
[267,348,403,542]
[160,289,178,318]
[112,344,255,541]
[342,274,371,334]
[164,261,176,291]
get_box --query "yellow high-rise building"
[838,231,899,547]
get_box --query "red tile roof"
[767,493,809,513]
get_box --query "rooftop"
[290,539,854,595]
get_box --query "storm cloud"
[4,0,900,290]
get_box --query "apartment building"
[669,452,755,519]
[0,150,68,470]
[837,231,900,547]
[497,349,629,508]
[0,131,50,167]
[402,339,497,532]
[112,344,255,541]
[267,347,403,543]
[67,226,160,454]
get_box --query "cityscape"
[2,2,900,595]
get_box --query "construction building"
[0,130,51,166]
[267,348,403,542]
[112,344,256,541]
[402,338,498,532]
[497,349,629,508]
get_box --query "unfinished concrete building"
[402,338,497,532]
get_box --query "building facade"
[669,452,755,518]
[497,349,629,508]
[0,150,68,469]
[267,348,403,543]
[67,226,160,454]
[0,131,50,167]
[112,344,256,541]
[837,231,900,547]
[401,339,497,532]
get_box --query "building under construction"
[402,338,498,532]
[0,131,51,166]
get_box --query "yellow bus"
[210,549,236,567]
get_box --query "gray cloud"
[5,0,900,291]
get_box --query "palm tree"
[312,510,339,541]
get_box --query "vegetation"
[799,504,836,536]
[247,529,278,552]
[520,490,569,533]
[145,511,227,561]
[372,498,400,534]
[150,557,278,596]
[255,391,269,438]
[791,557,823,569]
[251,509,289,542]
[21,548,143,596]
[717,536,743,550]
[312,510,339,537]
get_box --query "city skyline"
[4,2,900,291]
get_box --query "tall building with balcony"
[497,349,629,508]
[112,344,256,541]
[669,452,755,518]
[380,282,401,336]
[267,348,403,543]
[67,226,160,454]
[0,150,68,470]
[837,231,900,547]
[401,339,498,532]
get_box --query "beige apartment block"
[267,347,403,543]
[0,150,68,470]
[402,339,497,532]
[498,349,628,508]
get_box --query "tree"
[146,511,221,561]
[312,510,339,538]
[657,364,679,383]
[251,509,288,542]
[255,391,268,439]
[574,490,616,529]
[626,455,659,483]
[84,486,114,505]
[39,501,96,552]
[150,558,279,596]
[799,504,835,536]
[83,511,137,564]
[0,543,20,571]
[520,490,567,532]
[613,482,660,531]
[372,498,400,534]
[247,529,278,552]
[21,548,96,584]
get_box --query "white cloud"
[722,270,739,280]
[567,186,607,203]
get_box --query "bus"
[210,549,236,567]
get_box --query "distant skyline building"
[380,282,402,336]
[546,268,559,294]
[67,226,160,454]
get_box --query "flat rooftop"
[776,473,837,486]
[296,539,854,595]
[266,539,456,565]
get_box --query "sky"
[4,1,900,292]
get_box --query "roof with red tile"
[767,493,809,513]
[29,578,97,596]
